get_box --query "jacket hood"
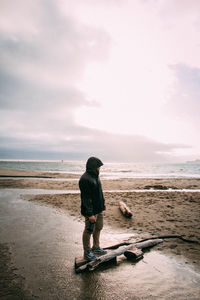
[86,157,103,174]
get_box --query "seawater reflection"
[0,189,199,300]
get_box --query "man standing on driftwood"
[79,157,107,261]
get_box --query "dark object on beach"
[119,201,133,218]
[75,238,163,273]
[144,185,169,190]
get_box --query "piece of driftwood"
[115,254,127,265]
[75,256,89,268]
[124,247,143,261]
[119,201,132,218]
[75,250,117,272]
[75,238,163,273]
[107,234,200,248]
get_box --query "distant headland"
[186,159,200,163]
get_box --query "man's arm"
[79,178,94,218]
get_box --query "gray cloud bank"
[0,0,191,162]
[0,122,188,162]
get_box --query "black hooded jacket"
[79,157,105,217]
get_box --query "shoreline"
[1,169,200,270]
[1,168,200,179]
[0,169,200,191]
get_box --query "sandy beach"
[1,169,200,190]
[0,169,200,270]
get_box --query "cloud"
[0,0,111,95]
[167,64,200,124]
[0,0,112,157]
[0,69,87,111]
[0,125,188,162]
[0,0,198,162]
[0,0,111,81]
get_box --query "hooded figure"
[79,157,107,261]
[79,157,105,217]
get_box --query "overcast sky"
[0,0,200,162]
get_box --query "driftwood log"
[75,238,163,273]
[119,201,132,218]
[124,248,143,261]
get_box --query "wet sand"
[1,189,200,299]
[0,242,34,300]
[0,169,200,268]
[22,190,200,267]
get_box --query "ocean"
[0,160,200,179]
